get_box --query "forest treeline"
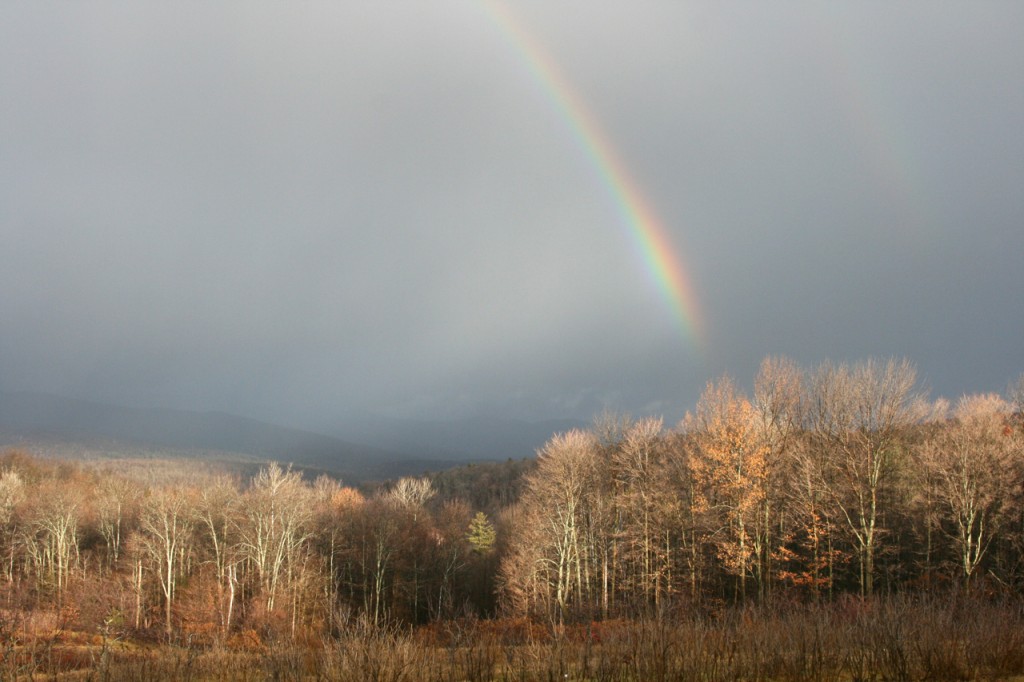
[0,356,1022,648]
[504,357,1024,623]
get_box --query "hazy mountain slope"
[0,391,398,474]
[0,391,576,480]
[334,414,587,461]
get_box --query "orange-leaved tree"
[687,377,770,601]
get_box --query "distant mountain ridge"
[0,391,582,480]
[0,391,399,476]
[334,413,587,461]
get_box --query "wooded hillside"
[0,357,1021,656]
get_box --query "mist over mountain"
[0,391,367,459]
[0,391,401,478]
[0,391,575,480]
[332,413,586,461]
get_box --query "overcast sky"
[2,1,1022,431]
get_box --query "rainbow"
[481,1,706,350]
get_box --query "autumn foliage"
[0,357,1022,678]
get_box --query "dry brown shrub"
[226,628,266,653]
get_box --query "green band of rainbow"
[482,1,706,350]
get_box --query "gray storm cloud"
[1,1,1021,430]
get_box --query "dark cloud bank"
[1,2,1021,442]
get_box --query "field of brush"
[4,595,1024,681]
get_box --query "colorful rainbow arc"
[481,1,706,351]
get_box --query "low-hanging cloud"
[1,1,1021,431]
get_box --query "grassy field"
[4,595,1024,681]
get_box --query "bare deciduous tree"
[194,476,241,636]
[23,481,82,606]
[921,394,1021,586]
[808,358,926,596]
[137,486,195,637]
[752,356,804,599]
[0,470,24,582]
[95,477,140,571]
[501,430,601,622]
[613,417,671,609]
[239,463,313,613]
[386,477,436,515]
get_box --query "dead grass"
[4,595,1024,681]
